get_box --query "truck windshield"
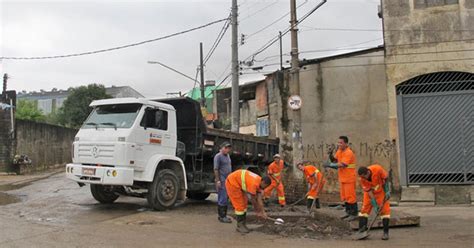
[83,104,142,129]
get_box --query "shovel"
[288,193,309,211]
[308,173,326,218]
[351,199,388,240]
[267,217,285,225]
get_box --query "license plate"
[82,168,96,176]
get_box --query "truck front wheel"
[147,169,180,211]
[90,184,120,204]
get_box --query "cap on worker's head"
[273,154,281,158]
[296,161,305,166]
[220,142,232,148]
[221,141,232,148]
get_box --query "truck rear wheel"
[90,184,120,204]
[186,192,211,201]
[147,169,180,211]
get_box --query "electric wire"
[1,18,228,60]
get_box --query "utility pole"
[290,0,303,164]
[199,42,206,107]
[3,73,8,95]
[279,31,283,70]
[230,0,240,133]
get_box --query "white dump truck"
[66,97,279,210]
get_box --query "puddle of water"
[0,192,21,205]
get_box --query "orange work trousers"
[339,182,357,204]
[307,179,325,200]
[360,191,390,219]
[225,179,248,216]
[263,180,286,205]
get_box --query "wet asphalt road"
[0,173,473,248]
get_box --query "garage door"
[397,71,473,185]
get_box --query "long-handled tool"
[287,192,309,211]
[351,198,388,240]
[309,171,326,217]
[266,217,285,225]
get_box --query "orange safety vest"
[335,147,357,183]
[267,160,284,181]
[360,164,388,194]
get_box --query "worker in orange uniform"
[297,162,325,210]
[325,136,358,221]
[263,154,288,207]
[225,169,271,233]
[357,165,391,240]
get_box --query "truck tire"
[147,169,180,211]
[90,184,120,204]
[186,192,211,201]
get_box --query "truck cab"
[66,98,187,210]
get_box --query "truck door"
[134,107,173,169]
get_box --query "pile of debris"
[249,206,352,240]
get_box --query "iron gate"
[397,71,473,185]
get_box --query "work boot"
[358,216,368,233]
[236,214,250,233]
[306,199,314,211]
[382,218,390,240]
[217,205,223,221]
[315,198,321,209]
[340,202,350,219]
[345,203,359,222]
[218,206,232,223]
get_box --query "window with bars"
[414,0,458,9]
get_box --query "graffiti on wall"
[303,139,397,163]
[298,139,398,193]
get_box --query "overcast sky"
[1,0,383,98]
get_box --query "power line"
[299,26,474,32]
[243,0,327,63]
[1,18,228,60]
[240,0,280,22]
[242,0,308,43]
[249,37,474,66]
[204,73,232,98]
[241,48,474,75]
[204,14,231,65]
[314,57,474,69]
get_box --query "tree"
[57,84,111,128]
[16,99,46,121]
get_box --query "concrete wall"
[382,0,474,141]
[298,50,394,193]
[0,110,14,172]
[284,49,397,198]
[15,120,77,173]
[265,49,398,202]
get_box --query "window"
[140,108,168,130]
[83,104,141,129]
[415,0,458,9]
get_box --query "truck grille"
[77,144,115,159]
